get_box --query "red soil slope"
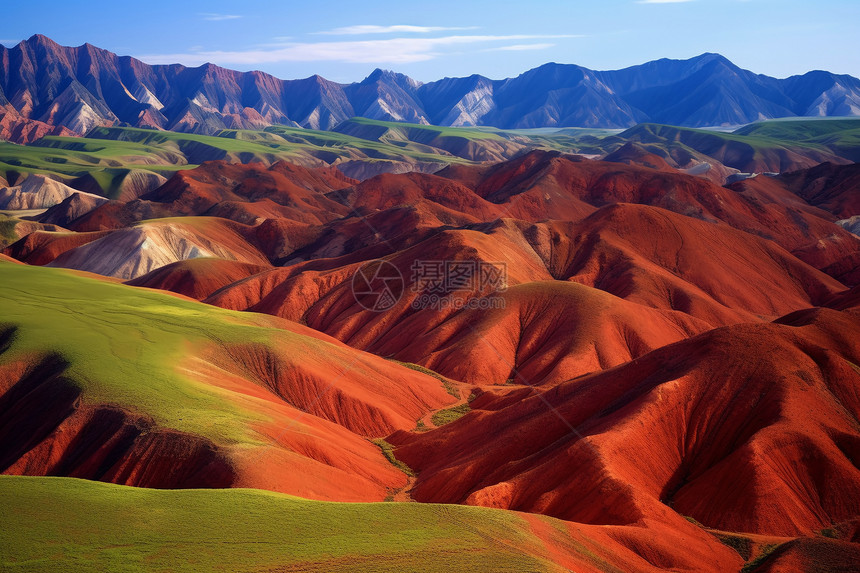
[604,141,740,185]
[64,160,356,231]
[206,202,843,352]
[751,537,860,572]
[391,307,860,538]
[332,171,505,224]
[207,224,554,345]
[142,160,354,224]
[372,281,710,386]
[775,162,860,218]
[260,206,457,266]
[552,204,844,321]
[126,258,270,300]
[451,150,751,221]
[522,512,743,572]
[824,285,860,311]
[339,149,759,224]
[3,230,112,265]
[66,199,176,232]
[726,174,860,281]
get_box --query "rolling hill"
[0,475,754,573]
[0,261,454,500]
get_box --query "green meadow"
[0,260,340,444]
[734,117,860,161]
[0,475,571,572]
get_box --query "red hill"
[776,162,860,218]
[3,230,111,266]
[554,203,844,321]
[335,171,506,224]
[142,160,354,224]
[391,307,860,538]
[126,258,270,300]
[377,280,710,386]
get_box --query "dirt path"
[380,371,516,502]
[390,475,416,502]
[417,385,470,430]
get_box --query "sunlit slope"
[0,475,589,573]
[0,261,452,499]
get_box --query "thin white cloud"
[317,25,479,35]
[487,43,556,52]
[200,13,242,21]
[136,34,581,66]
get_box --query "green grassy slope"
[335,117,621,142]
[86,126,321,165]
[733,117,860,140]
[264,123,475,164]
[0,213,22,248]
[620,123,833,154]
[0,128,317,196]
[335,116,509,141]
[734,118,860,162]
[0,138,192,198]
[0,121,602,194]
[0,475,571,573]
[329,118,621,161]
[0,260,336,443]
[0,125,479,193]
[600,122,853,172]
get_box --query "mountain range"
[2,34,860,141]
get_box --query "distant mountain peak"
[25,33,56,44]
[692,52,728,62]
[363,68,422,88]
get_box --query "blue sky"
[2,0,858,83]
